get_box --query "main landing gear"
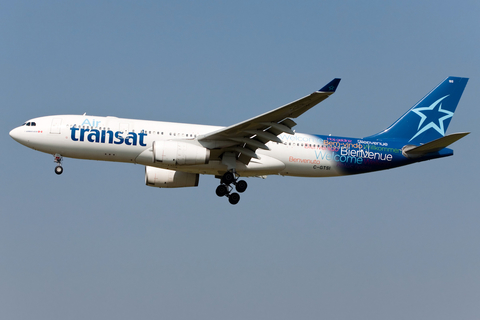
[54,154,63,175]
[216,171,248,205]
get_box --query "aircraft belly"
[61,144,140,162]
[238,154,286,176]
[26,133,141,162]
[270,147,341,177]
[281,158,342,177]
[136,153,286,177]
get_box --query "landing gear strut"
[54,154,63,175]
[216,171,248,205]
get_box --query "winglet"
[318,78,341,93]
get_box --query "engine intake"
[152,141,210,165]
[145,166,199,188]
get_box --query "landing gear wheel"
[53,154,64,175]
[235,180,247,193]
[54,166,63,175]
[216,184,228,197]
[222,171,235,185]
[228,192,240,205]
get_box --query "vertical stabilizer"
[366,77,468,144]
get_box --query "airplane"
[9,76,469,204]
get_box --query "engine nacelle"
[152,141,210,165]
[145,166,199,188]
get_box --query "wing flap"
[245,130,282,143]
[260,122,295,135]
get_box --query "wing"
[198,78,341,164]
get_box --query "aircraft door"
[50,118,62,134]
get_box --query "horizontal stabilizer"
[402,132,470,158]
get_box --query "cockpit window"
[31,122,36,126]
[26,122,31,126]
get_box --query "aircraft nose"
[9,127,18,140]
[9,126,24,143]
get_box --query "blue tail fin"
[366,77,468,144]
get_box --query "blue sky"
[1,1,480,319]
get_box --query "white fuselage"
[10,115,343,178]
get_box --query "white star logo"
[409,95,453,142]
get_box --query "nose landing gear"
[54,154,63,175]
[216,171,248,205]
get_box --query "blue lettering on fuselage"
[70,127,147,146]
[81,119,102,127]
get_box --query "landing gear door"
[50,118,62,134]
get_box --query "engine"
[145,166,199,188]
[152,141,210,165]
